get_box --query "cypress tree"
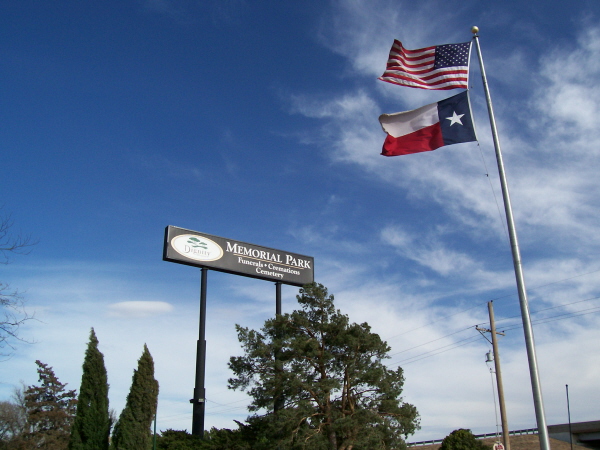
[69,328,110,450]
[111,344,159,450]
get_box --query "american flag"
[378,40,471,90]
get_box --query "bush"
[440,429,492,450]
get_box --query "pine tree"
[228,283,420,450]
[20,360,78,449]
[69,328,110,450]
[111,345,159,450]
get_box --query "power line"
[485,294,600,328]
[155,303,600,428]
[386,305,600,368]
[389,334,487,368]
[384,267,600,344]
[205,397,249,408]
[385,301,487,341]
[384,294,600,367]
[204,397,250,416]
[388,325,475,358]
[500,305,600,332]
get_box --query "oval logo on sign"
[171,234,223,262]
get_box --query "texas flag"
[379,91,477,156]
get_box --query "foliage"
[202,426,251,450]
[155,429,206,449]
[111,345,159,450]
[155,425,275,450]
[440,429,492,450]
[0,213,37,354]
[13,361,78,449]
[69,328,110,450]
[228,282,420,450]
[0,396,26,444]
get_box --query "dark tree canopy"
[228,282,420,450]
[155,429,205,450]
[69,328,110,450]
[18,360,77,449]
[440,429,492,450]
[0,398,26,444]
[111,344,159,450]
[155,427,254,450]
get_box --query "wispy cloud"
[4,1,600,443]
[535,27,600,134]
[282,2,600,438]
[108,301,174,318]
[289,90,378,120]
[316,0,467,78]
[289,4,600,260]
[380,225,515,293]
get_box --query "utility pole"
[566,385,573,450]
[477,301,510,450]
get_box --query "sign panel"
[163,226,314,287]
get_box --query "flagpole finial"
[471,26,479,35]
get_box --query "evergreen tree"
[228,283,420,450]
[155,429,205,449]
[440,429,492,450]
[69,328,110,450]
[19,360,77,449]
[111,345,159,450]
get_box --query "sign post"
[163,226,314,436]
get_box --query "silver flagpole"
[471,26,551,450]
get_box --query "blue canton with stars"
[433,42,471,69]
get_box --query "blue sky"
[1,0,600,441]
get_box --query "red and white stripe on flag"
[378,40,471,90]
[378,91,477,156]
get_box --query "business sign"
[163,226,314,287]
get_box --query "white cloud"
[289,90,377,120]
[381,225,474,276]
[4,2,600,444]
[317,0,467,79]
[291,4,600,260]
[107,301,174,318]
[536,27,600,133]
[283,4,600,439]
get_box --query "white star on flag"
[379,91,477,156]
[446,111,465,126]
